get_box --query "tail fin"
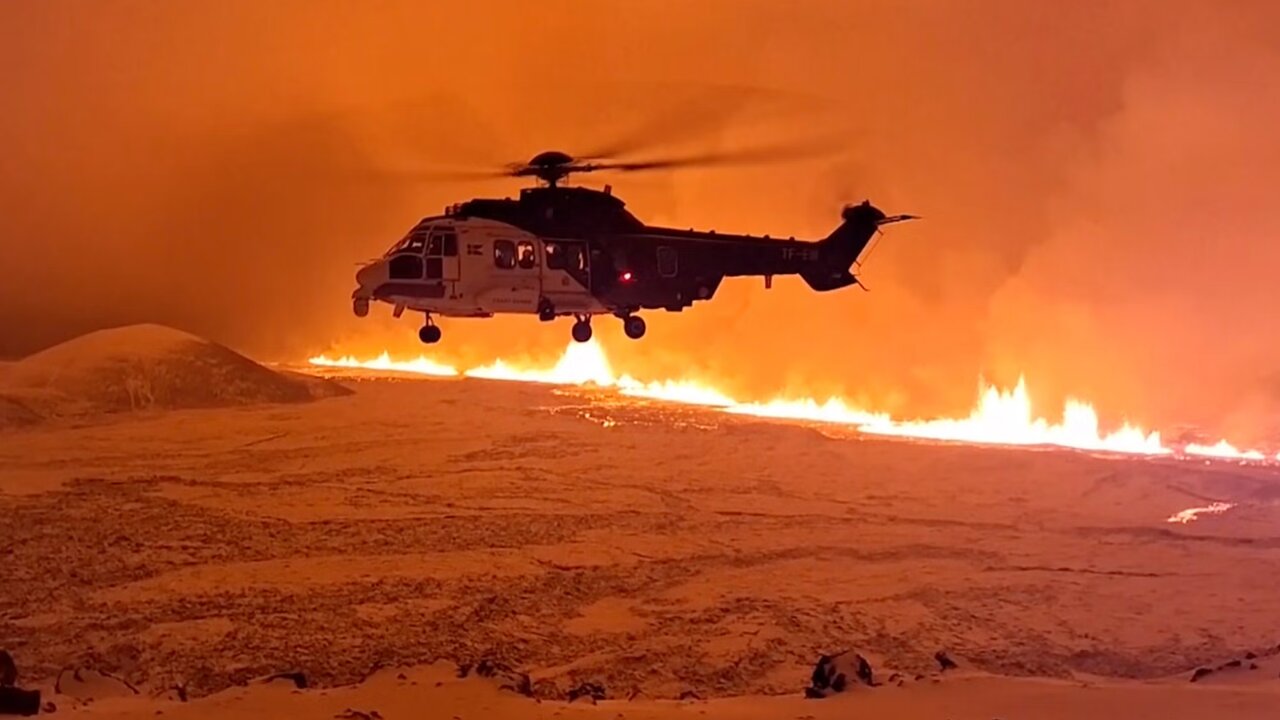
[800,201,887,292]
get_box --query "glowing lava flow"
[1184,440,1267,462]
[307,352,458,377]
[308,340,1274,462]
[466,340,738,406]
[856,379,1169,455]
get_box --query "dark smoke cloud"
[2,0,1277,437]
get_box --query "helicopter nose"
[354,260,386,291]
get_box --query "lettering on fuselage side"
[466,243,484,256]
[781,247,819,262]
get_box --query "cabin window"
[494,239,517,269]
[547,241,586,272]
[517,241,537,269]
[441,233,457,257]
[657,246,678,277]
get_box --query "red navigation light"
[620,271,633,282]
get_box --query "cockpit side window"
[494,240,517,269]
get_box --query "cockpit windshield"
[385,224,434,256]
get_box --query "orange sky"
[3,0,1279,440]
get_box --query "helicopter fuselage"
[351,185,903,344]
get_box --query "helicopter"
[351,148,916,344]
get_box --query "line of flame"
[308,352,458,377]
[307,340,1277,463]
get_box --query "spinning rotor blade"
[577,138,836,174]
[575,83,813,161]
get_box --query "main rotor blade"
[578,138,836,174]
[576,83,813,161]
[363,166,516,183]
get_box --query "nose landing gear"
[418,315,442,344]
[353,297,370,318]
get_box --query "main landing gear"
[418,315,441,344]
[614,310,646,340]
[571,314,593,343]
[622,315,646,340]
[561,307,646,343]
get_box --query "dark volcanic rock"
[1190,667,1214,683]
[805,651,874,698]
[473,659,531,697]
[334,710,383,720]
[567,682,606,703]
[530,679,560,700]
[0,652,15,687]
[261,671,308,689]
[935,650,959,671]
[0,687,41,716]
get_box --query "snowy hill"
[0,324,349,421]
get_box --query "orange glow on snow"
[1166,502,1235,524]
[308,341,1274,463]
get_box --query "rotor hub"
[517,150,579,186]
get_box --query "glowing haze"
[310,341,1278,464]
[5,1,1280,446]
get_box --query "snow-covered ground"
[2,334,1280,717]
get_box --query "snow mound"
[2,324,349,417]
[0,394,41,428]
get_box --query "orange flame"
[308,352,458,377]
[308,340,1274,463]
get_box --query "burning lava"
[310,340,1279,465]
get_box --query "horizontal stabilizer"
[801,268,859,292]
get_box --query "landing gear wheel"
[418,324,442,344]
[623,315,646,340]
[571,319,593,343]
[353,297,370,318]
